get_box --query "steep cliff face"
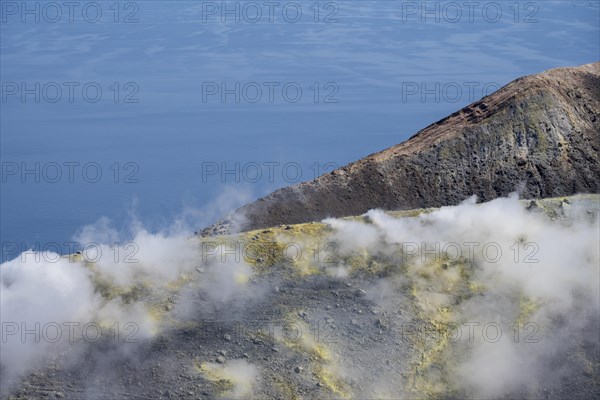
[203,63,600,235]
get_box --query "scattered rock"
[560,199,572,216]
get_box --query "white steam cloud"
[1,192,598,399]
[0,190,258,397]
[324,194,599,398]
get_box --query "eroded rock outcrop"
[203,63,600,235]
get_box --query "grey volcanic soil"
[5,273,419,399]
[7,264,600,400]
[4,196,600,400]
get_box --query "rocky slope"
[202,63,600,235]
[3,195,599,399]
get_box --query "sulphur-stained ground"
[3,195,599,400]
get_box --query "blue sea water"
[1,0,599,260]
